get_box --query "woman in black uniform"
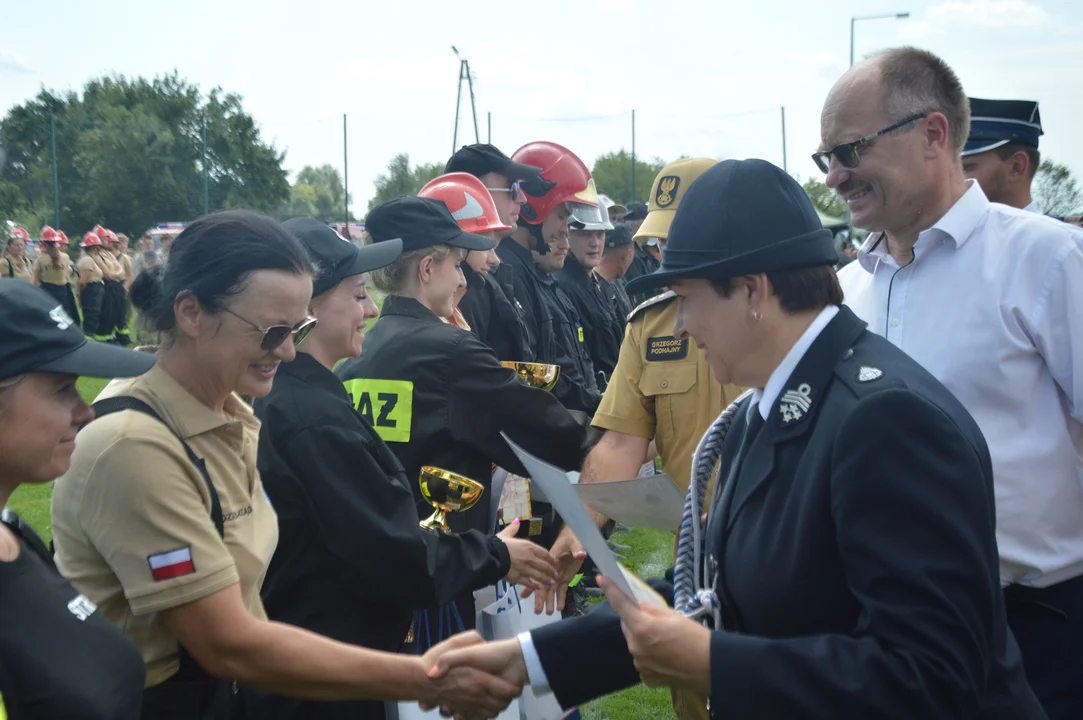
[247,219,559,720]
[335,197,588,632]
[0,279,152,719]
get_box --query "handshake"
[414,632,528,720]
[409,572,714,720]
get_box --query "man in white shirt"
[959,97,1043,212]
[818,45,1083,719]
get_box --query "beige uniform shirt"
[77,254,104,284]
[33,252,72,285]
[96,251,125,281]
[592,291,743,496]
[2,254,31,281]
[119,252,134,285]
[51,364,278,687]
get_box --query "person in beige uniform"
[76,233,109,339]
[537,158,743,720]
[51,210,521,720]
[91,227,128,343]
[2,227,32,281]
[114,232,135,287]
[110,231,135,345]
[31,226,80,325]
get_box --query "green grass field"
[6,342,677,720]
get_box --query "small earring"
[751,310,761,322]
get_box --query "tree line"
[3,72,1079,237]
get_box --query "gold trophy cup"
[500,361,560,392]
[418,466,485,534]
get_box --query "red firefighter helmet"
[10,226,30,243]
[92,224,107,238]
[510,142,601,226]
[82,232,103,248]
[56,230,68,244]
[418,172,513,235]
[40,226,60,244]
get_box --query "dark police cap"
[283,218,403,297]
[365,196,495,253]
[962,98,1043,157]
[605,223,634,249]
[445,143,541,181]
[0,279,156,381]
[623,202,649,221]
[625,159,837,294]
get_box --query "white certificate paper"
[501,433,665,607]
[574,473,684,531]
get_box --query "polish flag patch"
[147,546,196,581]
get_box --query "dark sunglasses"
[486,181,524,203]
[222,308,318,351]
[811,112,927,174]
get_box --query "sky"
[2,0,1081,211]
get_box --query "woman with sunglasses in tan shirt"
[50,210,521,720]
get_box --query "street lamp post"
[850,12,910,67]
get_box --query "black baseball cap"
[0,279,156,381]
[365,196,495,253]
[623,202,649,221]
[445,144,542,182]
[605,224,634,249]
[625,159,837,295]
[283,218,403,296]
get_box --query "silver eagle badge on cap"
[779,383,812,424]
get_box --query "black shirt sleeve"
[446,332,587,474]
[278,424,511,606]
[0,534,145,720]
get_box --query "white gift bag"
[478,583,571,720]
[391,602,521,720]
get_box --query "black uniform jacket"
[335,295,587,534]
[554,254,624,384]
[494,238,554,360]
[457,263,533,362]
[623,243,660,308]
[599,274,632,322]
[248,353,511,719]
[530,307,1045,719]
[495,238,601,413]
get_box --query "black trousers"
[79,282,105,337]
[1004,573,1083,719]
[40,281,81,328]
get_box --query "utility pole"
[343,114,349,224]
[451,46,481,152]
[630,110,637,202]
[201,115,209,215]
[781,106,788,173]
[50,110,60,226]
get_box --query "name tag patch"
[646,336,688,361]
[343,379,414,443]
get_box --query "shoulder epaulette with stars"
[627,290,676,323]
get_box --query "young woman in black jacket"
[247,219,558,720]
